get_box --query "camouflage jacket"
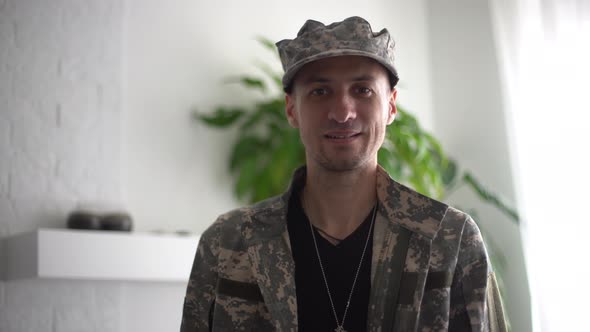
[181,166,507,331]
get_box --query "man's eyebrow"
[352,75,377,82]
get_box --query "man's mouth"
[324,132,361,139]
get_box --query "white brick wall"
[0,0,122,235]
[0,280,122,332]
[0,0,128,331]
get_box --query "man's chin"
[316,157,370,173]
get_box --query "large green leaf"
[463,172,520,224]
[255,36,277,52]
[225,76,267,92]
[442,159,458,187]
[235,157,260,201]
[230,136,268,172]
[198,107,245,127]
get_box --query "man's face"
[286,55,397,172]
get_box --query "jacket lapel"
[244,196,298,331]
[368,210,412,331]
[368,166,449,331]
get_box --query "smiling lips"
[324,131,361,141]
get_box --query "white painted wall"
[426,1,531,331]
[123,0,436,234]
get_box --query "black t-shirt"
[287,188,374,332]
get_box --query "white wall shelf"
[0,228,200,282]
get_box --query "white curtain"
[489,0,590,331]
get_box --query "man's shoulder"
[377,166,449,238]
[376,165,483,241]
[217,194,286,224]
[439,206,472,229]
[200,194,287,245]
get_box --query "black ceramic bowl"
[67,211,102,230]
[100,213,133,232]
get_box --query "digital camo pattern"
[180,216,221,331]
[244,196,298,331]
[180,166,507,331]
[420,209,492,331]
[276,16,399,89]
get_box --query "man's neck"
[302,162,378,241]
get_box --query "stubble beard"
[309,146,376,173]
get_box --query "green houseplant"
[196,38,519,226]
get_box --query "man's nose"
[328,92,357,123]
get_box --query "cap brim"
[282,49,399,89]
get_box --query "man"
[181,16,506,331]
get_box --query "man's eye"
[310,88,328,96]
[356,87,373,95]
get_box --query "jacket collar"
[375,165,448,239]
[249,165,448,239]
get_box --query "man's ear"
[386,89,398,125]
[285,94,299,128]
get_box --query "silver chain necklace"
[306,201,377,332]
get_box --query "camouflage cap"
[276,16,399,91]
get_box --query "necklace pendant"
[334,326,347,332]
